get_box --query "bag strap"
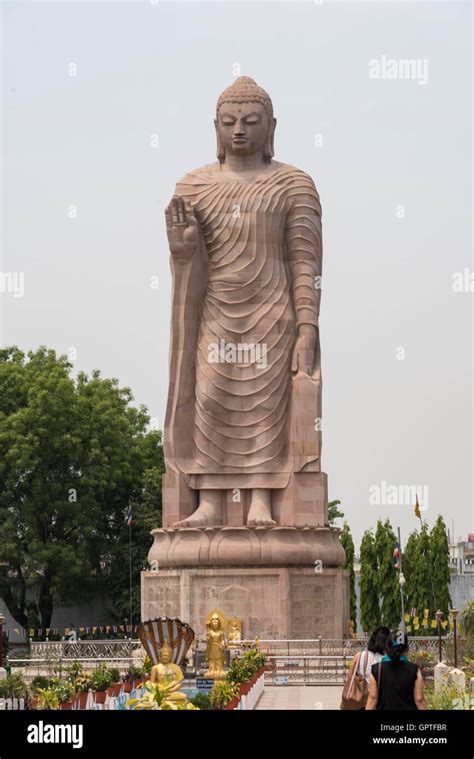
[349,651,361,688]
[376,660,383,703]
[364,651,370,675]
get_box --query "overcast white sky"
[1,0,472,550]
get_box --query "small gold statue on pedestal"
[204,610,227,679]
[150,641,187,702]
[227,617,243,646]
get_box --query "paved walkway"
[255,685,343,710]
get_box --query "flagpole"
[129,518,133,626]
[397,526,406,630]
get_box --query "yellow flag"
[423,608,429,618]
[413,616,419,625]
[404,613,410,623]
[65,628,70,636]
[406,625,412,633]
[414,495,421,519]
[441,620,448,629]
[431,619,438,628]
[29,629,34,636]
[92,627,97,634]
[414,623,419,630]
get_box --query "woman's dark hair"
[367,626,390,654]
[385,629,409,662]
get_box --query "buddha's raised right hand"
[165,195,198,262]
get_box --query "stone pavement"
[255,685,343,710]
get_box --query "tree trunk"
[38,567,54,629]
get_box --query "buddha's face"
[160,646,172,664]
[211,617,220,630]
[216,101,271,158]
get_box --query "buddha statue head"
[158,641,173,664]
[215,76,276,163]
[209,612,222,631]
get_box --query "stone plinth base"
[148,525,345,568]
[141,566,349,639]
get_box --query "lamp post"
[450,609,459,668]
[435,610,443,663]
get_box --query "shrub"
[90,664,114,692]
[424,683,466,710]
[0,672,27,699]
[190,692,212,710]
[50,677,75,703]
[110,668,121,684]
[35,688,60,710]
[210,681,239,710]
[30,676,51,694]
[123,664,143,683]
[226,647,266,685]
[458,601,474,637]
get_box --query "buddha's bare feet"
[247,489,275,527]
[173,490,223,528]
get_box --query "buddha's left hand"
[291,326,317,375]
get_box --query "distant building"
[449,533,474,574]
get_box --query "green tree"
[374,519,401,629]
[328,499,344,526]
[359,529,380,634]
[458,601,474,637]
[429,516,452,617]
[403,525,433,627]
[340,522,356,629]
[0,347,163,629]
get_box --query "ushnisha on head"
[215,76,277,163]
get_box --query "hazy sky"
[2,0,472,550]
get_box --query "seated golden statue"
[227,617,242,645]
[150,642,186,701]
[205,612,227,679]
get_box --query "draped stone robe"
[165,161,322,490]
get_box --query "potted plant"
[210,681,240,710]
[30,676,51,694]
[122,664,143,692]
[90,664,114,703]
[49,677,75,709]
[108,668,122,696]
[35,688,60,710]
[0,672,28,701]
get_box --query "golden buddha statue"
[149,642,186,701]
[204,611,227,679]
[227,617,242,645]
